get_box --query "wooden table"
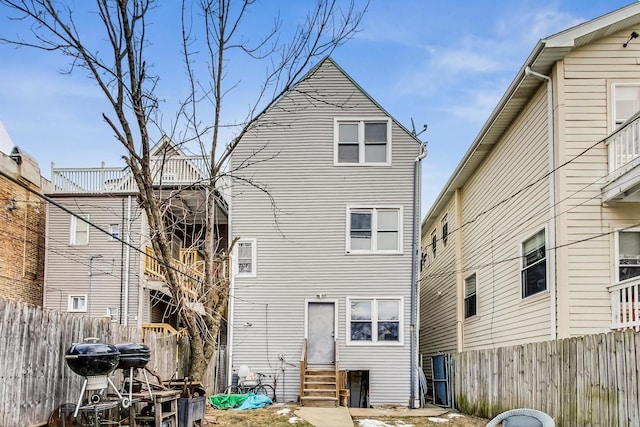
[129,390,180,427]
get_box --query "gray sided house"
[420,2,640,385]
[228,57,425,407]
[44,138,228,330]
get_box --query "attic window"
[335,118,391,165]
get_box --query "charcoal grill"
[115,342,154,401]
[64,338,124,417]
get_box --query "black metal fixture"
[623,31,639,48]
[115,342,154,402]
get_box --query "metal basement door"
[307,301,335,365]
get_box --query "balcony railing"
[51,156,210,193]
[144,246,227,286]
[606,113,640,180]
[608,276,640,331]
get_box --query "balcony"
[602,113,640,202]
[144,246,227,290]
[51,156,210,194]
[608,276,640,331]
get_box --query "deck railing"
[51,156,210,193]
[608,275,640,331]
[606,112,640,180]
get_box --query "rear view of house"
[420,3,640,380]
[228,57,425,406]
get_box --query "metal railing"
[608,275,640,331]
[51,156,210,193]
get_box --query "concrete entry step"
[295,406,354,427]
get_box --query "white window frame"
[334,117,392,166]
[70,215,90,245]
[464,272,477,319]
[346,206,403,254]
[68,294,87,312]
[346,297,403,346]
[612,82,640,129]
[441,215,449,246]
[520,227,548,299]
[109,224,120,241]
[614,227,640,283]
[234,238,257,278]
[107,307,119,322]
[431,229,437,258]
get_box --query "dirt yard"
[202,403,490,427]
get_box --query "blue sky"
[0,0,634,214]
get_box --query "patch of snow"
[447,413,464,418]
[427,417,449,423]
[277,408,291,415]
[288,416,301,423]
[358,419,394,427]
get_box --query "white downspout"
[410,142,428,408]
[525,66,557,340]
[124,195,132,326]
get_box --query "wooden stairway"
[300,368,339,407]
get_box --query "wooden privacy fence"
[0,298,220,426]
[453,329,640,426]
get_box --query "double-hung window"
[347,207,402,254]
[618,230,640,282]
[109,224,120,241]
[464,272,477,318]
[235,238,257,277]
[348,298,402,344]
[68,295,87,312]
[613,84,640,128]
[335,118,391,165]
[521,229,547,298]
[70,215,90,245]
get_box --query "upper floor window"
[348,297,402,345]
[613,84,640,128]
[70,215,90,245]
[431,230,437,258]
[521,229,547,298]
[618,230,640,282]
[347,207,402,254]
[235,238,256,277]
[464,272,477,318]
[335,118,391,165]
[109,224,120,240]
[68,295,87,312]
[441,216,449,246]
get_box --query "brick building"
[0,146,49,305]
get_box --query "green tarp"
[208,393,250,409]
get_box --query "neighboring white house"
[228,57,426,407]
[419,2,640,384]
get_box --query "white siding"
[557,29,640,336]
[229,59,418,405]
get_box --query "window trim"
[614,227,640,283]
[234,238,257,278]
[68,294,87,312]
[345,206,403,254]
[70,215,90,246]
[334,117,392,166]
[464,272,477,319]
[520,227,548,299]
[346,296,404,346]
[109,224,120,241]
[611,82,640,130]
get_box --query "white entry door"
[307,302,335,365]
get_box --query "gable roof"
[250,56,423,146]
[421,2,640,234]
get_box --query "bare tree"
[0,0,366,382]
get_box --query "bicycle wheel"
[223,385,242,395]
[254,384,275,401]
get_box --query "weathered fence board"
[0,298,221,426]
[453,329,640,426]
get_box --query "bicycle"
[224,371,276,401]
